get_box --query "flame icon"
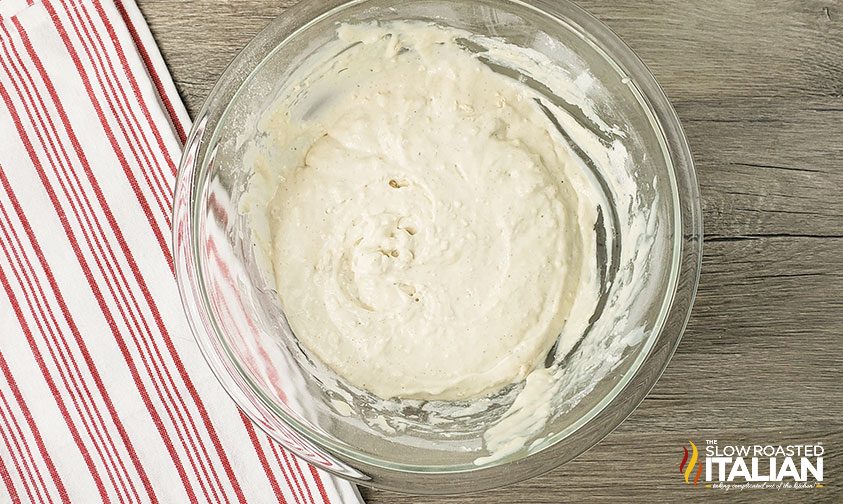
[679,440,703,486]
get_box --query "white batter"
[254,22,602,401]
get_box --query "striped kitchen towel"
[0,0,363,502]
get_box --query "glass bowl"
[173,0,702,494]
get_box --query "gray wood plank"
[135,0,843,501]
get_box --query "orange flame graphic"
[680,440,703,486]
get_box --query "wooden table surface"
[136,0,843,502]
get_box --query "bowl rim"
[173,0,703,493]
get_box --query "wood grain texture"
[136,0,843,501]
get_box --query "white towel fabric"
[0,0,363,502]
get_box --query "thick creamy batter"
[257,22,601,401]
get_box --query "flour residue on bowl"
[239,21,660,464]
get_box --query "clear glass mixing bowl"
[173,0,702,494]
